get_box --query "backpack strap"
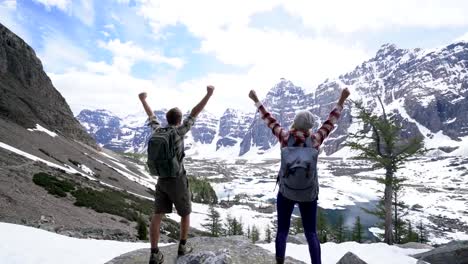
[287,134,296,147]
[304,136,313,148]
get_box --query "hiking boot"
[177,241,193,256]
[149,250,164,264]
[276,256,285,264]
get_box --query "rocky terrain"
[0,22,193,241]
[105,236,306,264]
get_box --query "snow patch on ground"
[27,124,58,137]
[259,241,429,264]
[0,223,167,264]
[78,164,95,176]
[0,141,94,180]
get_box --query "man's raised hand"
[207,85,215,96]
[138,92,147,101]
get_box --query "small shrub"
[189,177,218,204]
[71,188,153,221]
[137,217,148,240]
[33,172,76,197]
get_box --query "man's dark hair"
[166,107,182,126]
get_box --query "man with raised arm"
[139,85,215,264]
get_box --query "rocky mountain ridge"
[0,22,96,148]
[79,39,468,157]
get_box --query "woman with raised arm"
[248,88,350,264]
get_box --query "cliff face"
[0,22,96,147]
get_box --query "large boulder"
[412,240,468,264]
[105,236,306,264]
[397,242,434,250]
[336,252,368,264]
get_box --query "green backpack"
[147,127,182,178]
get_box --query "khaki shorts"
[154,176,191,217]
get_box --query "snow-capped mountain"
[77,108,254,155]
[77,41,468,157]
[76,109,167,153]
[217,108,254,150]
[239,78,314,156]
[317,42,468,155]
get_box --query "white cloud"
[49,70,220,117]
[41,0,468,117]
[138,0,468,37]
[455,32,468,43]
[281,0,468,33]
[38,32,90,73]
[104,24,115,30]
[100,31,110,37]
[1,0,16,9]
[136,0,369,99]
[97,39,185,73]
[33,0,94,26]
[71,0,94,26]
[33,0,71,11]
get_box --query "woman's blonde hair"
[291,110,315,131]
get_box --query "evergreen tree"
[347,98,425,244]
[417,220,428,243]
[225,214,234,236]
[232,218,238,234]
[291,217,304,235]
[334,213,347,243]
[247,225,251,239]
[352,216,364,243]
[202,203,224,237]
[137,216,148,240]
[404,221,419,243]
[393,177,409,244]
[317,208,328,243]
[251,225,260,244]
[234,218,244,235]
[265,225,272,243]
[189,177,218,204]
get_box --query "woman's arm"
[249,90,288,142]
[312,88,350,148]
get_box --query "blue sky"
[1,0,468,116]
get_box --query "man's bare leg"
[177,214,193,255]
[180,214,190,241]
[150,213,163,249]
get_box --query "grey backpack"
[147,127,182,178]
[278,135,319,202]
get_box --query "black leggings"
[275,192,321,264]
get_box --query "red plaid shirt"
[256,102,343,149]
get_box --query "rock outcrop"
[412,240,468,264]
[0,22,96,147]
[336,252,368,264]
[105,236,306,264]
